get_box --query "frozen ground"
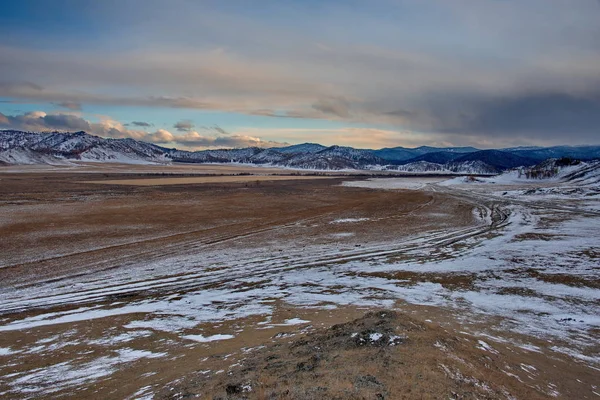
[341,177,445,190]
[0,172,599,398]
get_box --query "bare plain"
[0,164,598,399]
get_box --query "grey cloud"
[211,125,229,135]
[174,120,194,132]
[21,82,44,91]
[200,125,230,135]
[456,92,600,140]
[54,101,82,111]
[249,109,323,119]
[312,97,351,118]
[374,90,600,145]
[250,109,280,117]
[383,109,415,119]
[131,121,153,127]
[0,82,44,92]
[42,113,91,131]
[0,111,92,132]
[0,81,226,112]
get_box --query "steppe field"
[0,164,598,399]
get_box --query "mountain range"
[2,130,600,175]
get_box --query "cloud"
[210,124,229,135]
[0,111,93,133]
[460,93,600,140]
[1,41,599,145]
[0,110,163,144]
[1,0,600,145]
[178,131,286,148]
[199,124,230,135]
[131,121,152,127]
[385,91,600,144]
[145,129,174,143]
[174,120,194,132]
[54,101,82,111]
[0,81,44,92]
[0,110,286,149]
[312,97,351,118]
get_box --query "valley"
[0,164,598,399]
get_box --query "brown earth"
[0,166,598,399]
[84,175,338,186]
[0,170,470,286]
[156,311,597,400]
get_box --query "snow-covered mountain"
[272,143,327,154]
[1,130,599,173]
[390,161,449,173]
[388,160,498,175]
[0,131,390,170]
[0,130,168,165]
[280,145,385,170]
[514,158,600,186]
[167,147,265,164]
[168,144,385,170]
[373,145,479,162]
[503,145,600,162]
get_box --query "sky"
[1,0,599,150]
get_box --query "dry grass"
[156,311,597,400]
[505,267,600,289]
[0,171,468,285]
[352,271,478,291]
[84,175,337,186]
[3,168,597,399]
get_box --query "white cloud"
[145,129,174,143]
[177,131,286,149]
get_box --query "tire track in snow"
[0,197,508,314]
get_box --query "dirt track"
[0,172,463,281]
[0,166,598,399]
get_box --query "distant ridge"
[373,145,479,162]
[452,150,537,170]
[272,143,327,154]
[2,129,600,174]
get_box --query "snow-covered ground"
[1,172,599,398]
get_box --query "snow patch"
[182,334,235,343]
[476,340,499,354]
[369,333,383,342]
[0,347,16,356]
[329,218,370,224]
[7,348,165,396]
